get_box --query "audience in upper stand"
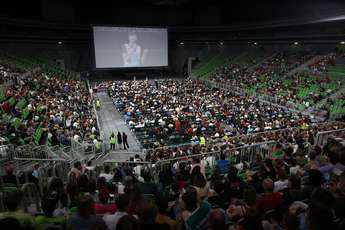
[0,61,99,147]
[209,52,343,108]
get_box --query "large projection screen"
[93,26,168,68]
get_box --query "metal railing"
[152,141,276,180]
[314,128,345,147]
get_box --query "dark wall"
[0,41,91,71]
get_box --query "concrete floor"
[95,92,143,162]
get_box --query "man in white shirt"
[103,194,130,230]
[99,165,113,183]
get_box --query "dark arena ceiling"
[1,0,345,26]
[1,0,345,45]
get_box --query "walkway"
[95,92,142,163]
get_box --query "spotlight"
[58,41,62,45]
[340,41,345,45]
[179,42,184,45]
[220,42,224,45]
[254,42,258,45]
[294,41,299,45]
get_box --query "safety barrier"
[98,160,153,179]
[314,128,345,147]
[71,139,96,161]
[142,121,345,154]
[152,141,276,181]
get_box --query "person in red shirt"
[187,127,193,136]
[94,188,117,215]
[256,178,283,214]
[175,119,181,133]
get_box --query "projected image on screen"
[93,26,168,68]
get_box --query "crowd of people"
[1,47,345,230]
[0,60,99,147]
[2,131,345,230]
[146,121,345,162]
[208,52,343,108]
[106,79,313,150]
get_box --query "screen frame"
[91,24,169,70]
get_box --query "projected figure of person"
[122,32,148,67]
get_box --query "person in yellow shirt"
[199,136,206,146]
[96,99,101,110]
[109,132,117,150]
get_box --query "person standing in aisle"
[96,99,101,110]
[117,132,122,150]
[109,132,117,150]
[122,132,129,150]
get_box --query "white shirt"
[99,173,113,183]
[103,211,128,230]
[274,179,288,192]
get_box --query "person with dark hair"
[67,195,107,230]
[302,169,322,198]
[190,169,207,201]
[103,194,130,230]
[256,178,283,213]
[70,161,82,179]
[35,196,66,230]
[127,185,144,215]
[308,188,339,230]
[216,153,229,175]
[155,196,176,230]
[78,174,90,193]
[283,211,300,230]
[95,188,117,215]
[260,158,277,181]
[282,175,304,206]
[117,132,122,149]
[181,187,211,230]
[333,172,345,223]
[122,132,129,150]
[208,209,227,230]
[274,169,288,192]
[224,166,244,200]
[0,190,36,229]
[320,139,345,175]
[207,180,228,209]
[99,165,113,183]
[2,164,18,186]
[137,200,170,230]
[116,215,140,230]
[48,177,69,215]
[136,170,158,198]
[0,217,21,230]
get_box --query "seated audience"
[0,190,36,230]
[67,195,107,230]
[103,194,130,230]
[95,188,117,215]
[256,178,283,213]
[35,196,66,230]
